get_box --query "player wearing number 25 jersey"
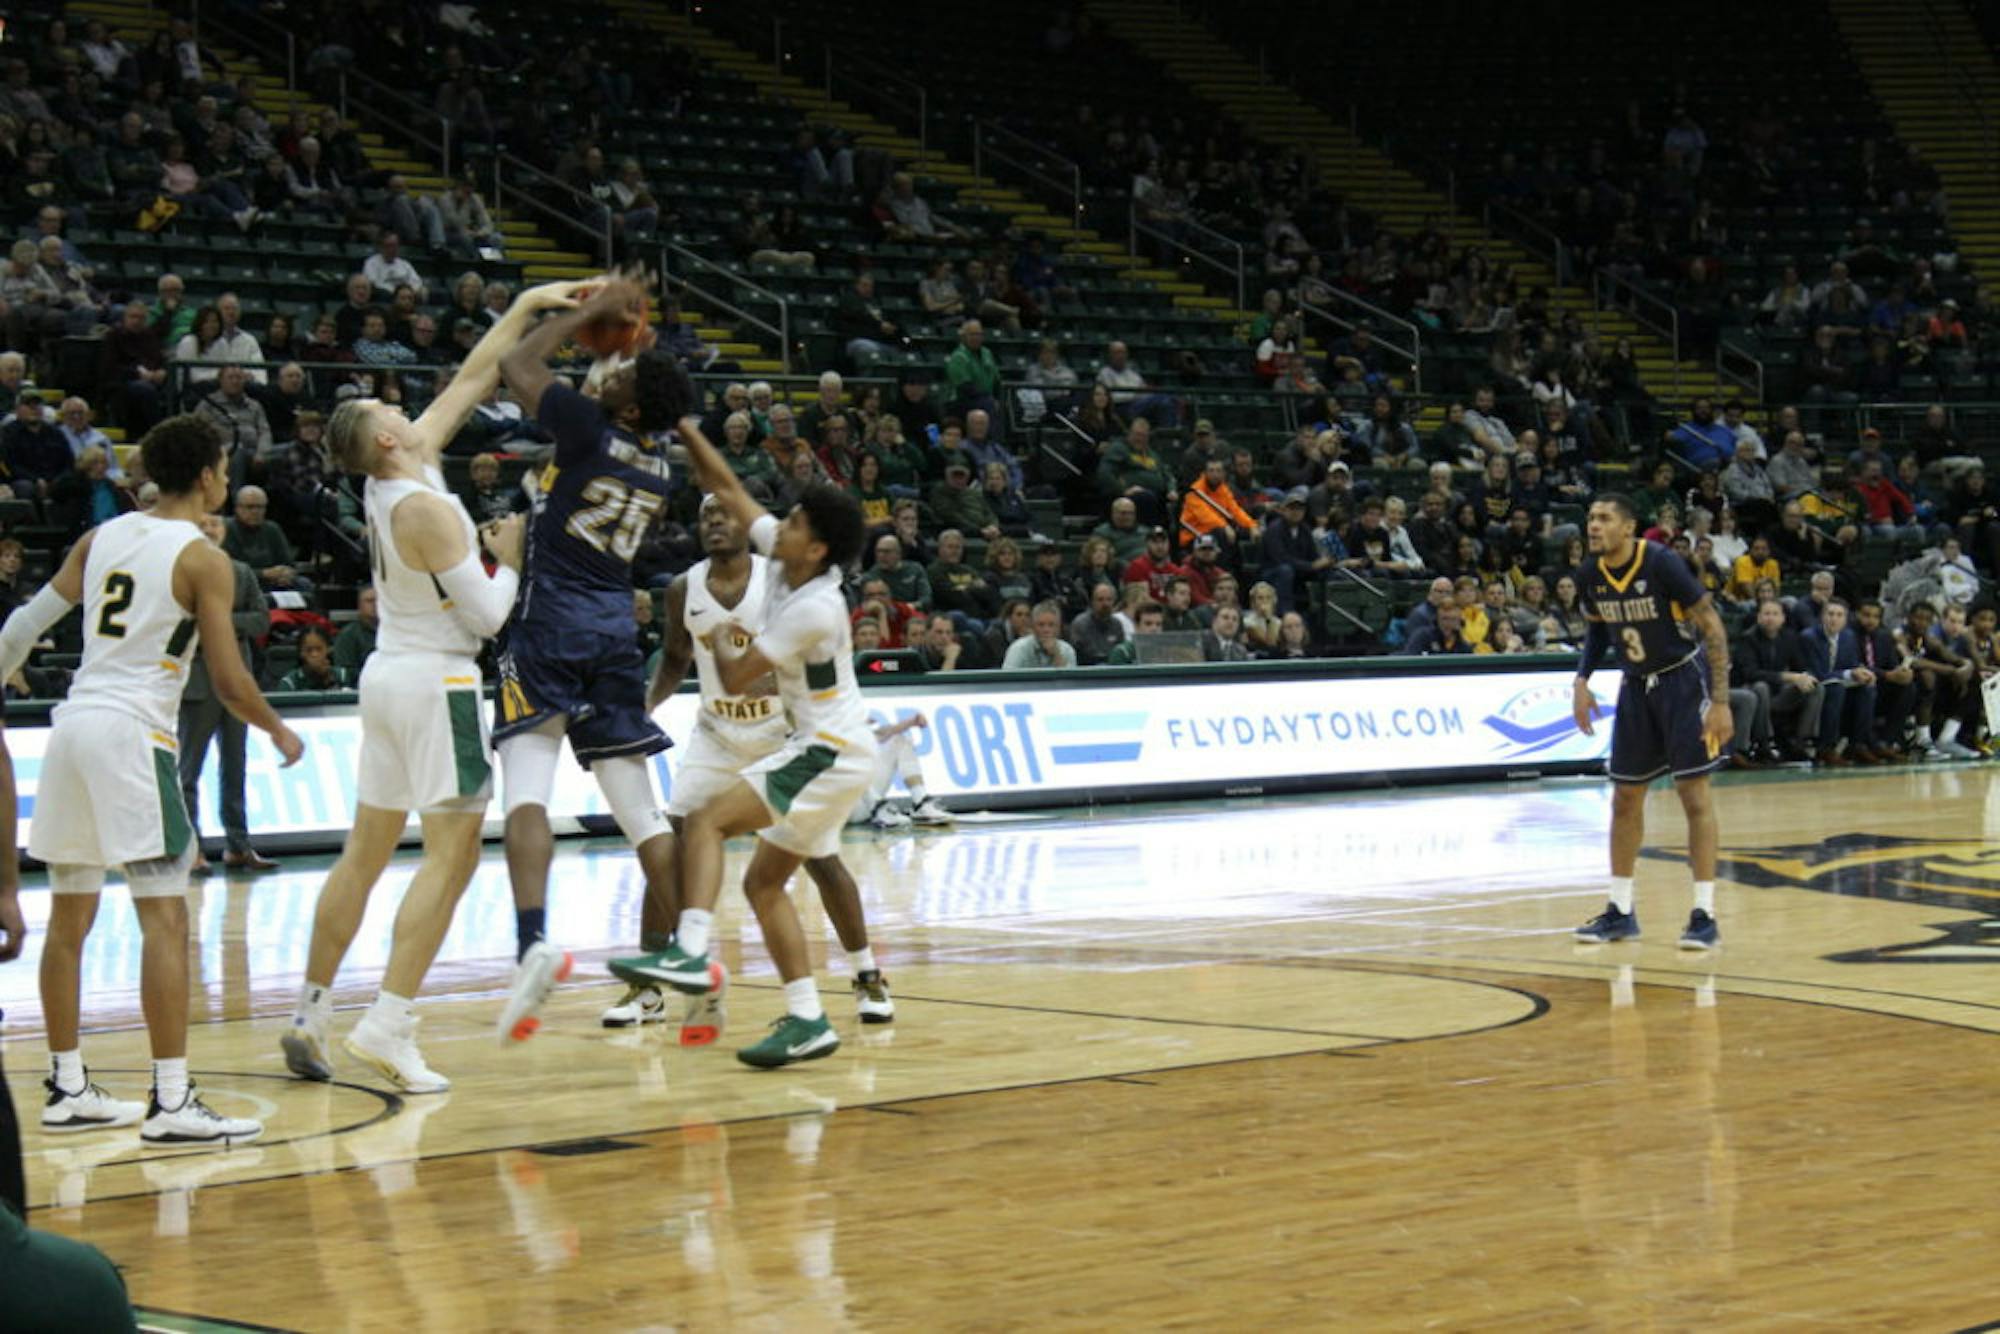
[493,378,674,764]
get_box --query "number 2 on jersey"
[566,477,662,562]
[1619,626,1645,664]
[96,571,136,638]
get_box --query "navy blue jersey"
[512,381,673,635]
[1576,539,1707,676]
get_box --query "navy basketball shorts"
[493,626,670,766]
[1607,654,1726,785]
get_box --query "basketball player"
[1571,492,1734,950]
[281,280,584,1093]
[486,286,694,1043]
[609,419,874,1069]
[595,495,894,1039]
[0,415,303,1143]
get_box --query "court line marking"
[28,966,1553,1215]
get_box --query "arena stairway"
[1830,0,1999,287]
[1085,0,1740,419]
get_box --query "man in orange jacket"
[1179,456,1256,552]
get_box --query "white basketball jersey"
[685,554,789,751]
[364,465,483,660]
[58,511,204,735]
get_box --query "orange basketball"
[573,291,653,359]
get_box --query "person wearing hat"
[1178,456,1256,555]
[0,392,69,500]
[1179,417,1229,486]
[1122,524,1189,601]
[927,451,1001,540]
[1258,485,1332,615]
[1928,296,1969,349]
[1306,459,1355,530]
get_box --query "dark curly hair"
[631,349,694,433]
[794,481,866,573]
[140,413,224,496]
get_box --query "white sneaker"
[853,970,896,1024]
[601,982,669,1028]
[345,1013,451,1094]
[869,802,912,830]
[281,1017,336,1081]
[679,962,729,1047]
[141,1086,263,1146]
[908,798,954,826]
[1944,739,1983,760]
[41,1077,145,1133]
[498,941,574,1044]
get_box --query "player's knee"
[1611,784,1647,815]
[134,895,189,936]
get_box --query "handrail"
[1592,270,1683,402]
[1916,0,1999,175]
[822,45,929,166]
[1299,294,1424,394]
[1716,335,1766,405]
[1481,199,1571,288]
[973,121,1083,234]
[1128,199,1245,313]
[487,152,614,269]
[657,241,792,373]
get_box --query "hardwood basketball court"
[5,767,1999,1328]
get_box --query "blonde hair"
[327,398,385,474]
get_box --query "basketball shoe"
[281,1015,336,1082]
[608,943,714,995]
[908,798,953,826]
[680,963,729,1047]
[1574,903,1641,943]
[602,982,669,1028]
[346,1012,451,1094]
[853,970,895,1024]
[141,1086,263,1146]
[498,940,574,1044]
[41,1075,144,1133]
[737,1014,840,1069]
[1679,909,1720,950]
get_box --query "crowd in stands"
[0,5,1990,776]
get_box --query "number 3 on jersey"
[96,570,136,638]
[1619,626,1645,664]
[565,477,662,562]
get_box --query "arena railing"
[1592,270,1683,402]
[1480,200,1572,288]
[1300,294,1425,395]
[1717,336,1767,405]
[818,43,932,169]
[1128,201,1246,314]
[656,242,792,374]
[973,122,1085,236]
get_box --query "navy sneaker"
[1574,903,1641,943]
[1678,909,1720,951]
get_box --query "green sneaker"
[736,1014,840,1069]
[607,944,713,995]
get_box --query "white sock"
[1692,881,1715,914]
[50,1049,84,1094]
[1916,725,1934,746]
[1608,876,1635,914]
[293,981,331,1028]
[848,945,877,976]
[677,908,713,958]
[1940,719,1962,745]
[783,976,825,1021]
[368,991,416,1033]
[153,1057,188,1109]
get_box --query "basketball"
[572,288,653,359]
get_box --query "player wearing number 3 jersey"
[489,283,697,1047]
[0,414,302,1145]
[1570,493,1734,952]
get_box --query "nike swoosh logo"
[787,1038,827,1056]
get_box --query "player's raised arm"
[498,279,647,419]
[184,541,304,766]
[392,490,522,639]
[413,279,592,451]
[677,414,769,535]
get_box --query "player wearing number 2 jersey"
[0,414,302,1145]
[489,288,698,1047]
[1570,493,1735,951]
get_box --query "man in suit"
[1732,597,1824,762]
[1800,598,1879,766]
[178,514,278,873]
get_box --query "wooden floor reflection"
[8,767,2000,1328]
